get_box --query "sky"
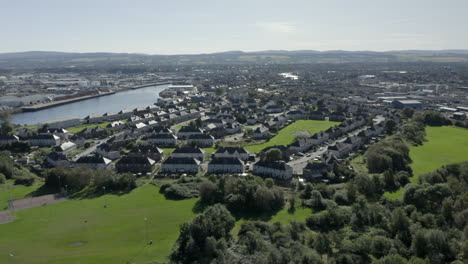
[1,0,467,54]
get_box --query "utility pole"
[103,186,107,208]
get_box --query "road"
[288,126,369,174]
[72,131,125,162]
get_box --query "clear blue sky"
[1,0,467,54]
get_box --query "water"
[12,84,168,125]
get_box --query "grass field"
[385,126,468,199]
[0,185,196,264]
[0,180,42,210]
[245,120,338,152]
[231,206,312,237]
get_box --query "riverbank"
[21,91,116,112]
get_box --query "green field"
[245,120,338,152]
[0,180,42,210]
[385,126,468,199]
[231,206,312,237]
[0,185,196,264]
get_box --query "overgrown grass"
[0,185,197,264]
[245,120,338,153]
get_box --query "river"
[12,84,168,125]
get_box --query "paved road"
[288,126,369,174]
[72,131,125,162]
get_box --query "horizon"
[1,0,467,54]
[3,48,468,56]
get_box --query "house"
[177,126,204,139]
[78,127,108,139]
[207,157,244,174]
[171,146,205,161]
[161,157,201,174]
[342,136,361,150]
[106,121,125,131]
[287,110,306,120]
[116,155,156,174]
[252,160,293,180]
[129,145,163,162]
[17,128,34,140]
[46,151,70,167]
[151,127,173,135]
[264,105,283,113]
[75,154,111,169]
[39,118,81,129]
[95,143,121,160]
[29,134,61,147]
[327,142,351,159]
[102,112,120,121]
[118,109,133,119]
[144,133,177,147]
[253,125,269,139]
[186,134,214,147]
[247,114,259,125]
[225,122,241,134]
[288,137,314,153]
[69,134,86,148]
[53,142,77,155]
[310,131,329,145]
[0,134,19,146]
[38,127,70,140]
[214,147,250,161]
[84,114,104,124]
[303,162,329,182]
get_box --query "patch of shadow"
[70,242,86,247]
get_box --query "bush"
[160,182,199,200]
[0,173,6,184]
[14,175,35,186]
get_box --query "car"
[297,152,305,156]
[306,153,311,157]
[319,147,324,151]
[313,158,319,161]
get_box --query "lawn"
[231,206,312,236]
[385,126,468,199]
[245,120,339,153]
[0,185,197,264]
[0,180,42,210]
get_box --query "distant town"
[0,50,467,263]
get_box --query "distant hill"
[1,49,468,69]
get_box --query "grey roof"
[163,157,200,165]
[209,157,243,165]
[254,160,290,171]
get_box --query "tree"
[402,107,415,119]
[265,148,282,162]
[314,233,332,256]
[385,120,397,135]
[0,110,13,135]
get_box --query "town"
[1,54,468,263]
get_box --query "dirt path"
[0,193,67,224]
